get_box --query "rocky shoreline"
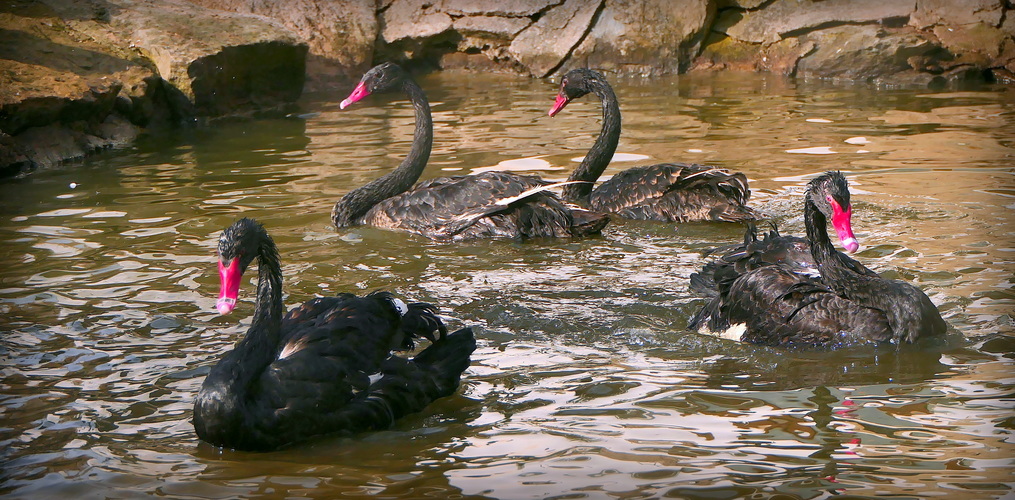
[2,0,1011,177]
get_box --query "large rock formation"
[0,0,307,176]
[186,0,376,90]
[2,0,1011,177]
[696,0,1014,85]
[280,0,1013,84]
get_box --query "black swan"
[332,62,609,241]
[194,218,476,451]
[688,172,946,347]
[548,68,758,223]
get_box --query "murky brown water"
[1,71,1013,499]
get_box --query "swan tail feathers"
[400,301,448,346]
[412,327,476,394]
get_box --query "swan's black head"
[216,218,268,314]
[807,171,859,253]
[340,62,409,109]
[549,68,608,117]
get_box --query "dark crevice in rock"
[791,41,821,78]
[684,1,721,70]
[781,20,896,41]
[188,42,307,117]
[880,16,909,29]
[528,1,566,23]
[545,0,607,77]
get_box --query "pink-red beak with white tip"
[829,198,860,253]
[548,93,570,117]
[340,81,371,109]
[216,258,242,314]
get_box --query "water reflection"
[0,72,1013,498]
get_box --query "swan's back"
[362,171,607,240]
[689,224,816,297]
[691,265,893,346]
[588,164,755,222]
[195,292,473,451]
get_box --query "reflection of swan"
[549,69,757,223]
[689,171,947,346]
[332,63,609,241]
[194,218,476,451]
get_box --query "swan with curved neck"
[549,68,756,223]
[332,63,609,241]
[194,218,476,451]
[689,172,946,346]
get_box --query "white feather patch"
[367,372,384,385]
[699,323,747,342]
[489,180,590,207]
[278,337,309,360]
[390,298,408,316]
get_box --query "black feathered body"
[689,224,818,298]
[333,63,608,241]
[688,172,946,347]
[195,291,474,451]
[358,171,607,240]
[553,69,757,223]
[196,219,475,451]
[588,164,755,222]
[691,265,890,346]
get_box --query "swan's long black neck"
[197,235,284,425]
[563,82,621,202]
[805,196,864,291]
[804,197,837,268]
[332,79,433,227]
[244,238,284,353]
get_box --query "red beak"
[829,198,859,253]
[340,81,371,109]
[548,93,570,117]
[216,258,242,314]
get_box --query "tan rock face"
[3,0,1012,176]
[910,0,1004,29]
[508,0,602,77]
[186,0,377,90]
[568,0,714,76]
[724,0,915,45]
[1,0,308,176]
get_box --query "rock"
[453,14,532,38]
[381,0,454,43]
[186,0,377,90]
[795,25,940,82]
[567,0,714,75]
[0,0,308,176]
[105,0,306,116]
[933,24,1007,62]
[716,0,767,8]
[910,0,1004,29]
[508,0,602,77]
[441,0,553,17]
[693,33,813,75]
[726,0,914,44]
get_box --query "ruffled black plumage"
[688,172,946,347]
[332,63,608,241]
[549,68,757,223]
[194,218,475,451]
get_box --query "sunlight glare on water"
[0,71,1013,499]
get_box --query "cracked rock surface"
[3,0,1011,177]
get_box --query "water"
[1,71,1013,499]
